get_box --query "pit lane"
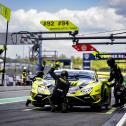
[0,102,113,126]
[0,88,126,126]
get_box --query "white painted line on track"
[116,113,126,126]
[22,108,33,111]
[106,107,117,114]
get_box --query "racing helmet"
[107,57,115,67]
[61,70,68,78]
[23,67,27,72]
[36,71,44,78]
[23,67,26,70]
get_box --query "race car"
[26,69,111,110]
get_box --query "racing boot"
[61,102,68,113]
[26,99,31,107]
[50,100,56,112]
[112,99,120,107]
[51,105,56,112]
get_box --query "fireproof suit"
[108,63,124,106]
[49,67,70,111]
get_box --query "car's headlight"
[43,80,52,86]
[36,80,44,85]
[81,87,93,94]
[69,86,79,94]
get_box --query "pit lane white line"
[22,108,34,111]
[116,112,126,126]
[116,104,126,126]
[106,107,117,114]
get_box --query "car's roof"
[55,69,95,74]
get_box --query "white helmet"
[23,67,26,69]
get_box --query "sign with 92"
[40,20,79,31]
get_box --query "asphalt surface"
[0,102,112,126]
[0,86,31,98]
[0,86,126,126]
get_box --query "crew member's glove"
[43,60,46,66]
[0,69,4,73]
[102,80,111,87]
[4,46,7,50]
[106,83,111,87]
[54,61,60,69]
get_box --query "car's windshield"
[44,70,95,81]
[78,71,94,80]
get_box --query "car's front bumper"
[30,92,101,107]
[31,92,50,107]
[67,94,98,106]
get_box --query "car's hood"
[70,78,95,87]
[43,78,94,87]
[33,78,98,96]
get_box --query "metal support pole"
[38,41,42,69]
[2,21,9,86]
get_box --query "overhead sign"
[0,3,11,22]
[92,51,126,60]
[40,20,79,31]
[72,43,97,51]
[92,51,108,59]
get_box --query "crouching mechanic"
[26,70,44,106]
[107,57,125,107]
[49,63,70,112]
[26,61,46,106]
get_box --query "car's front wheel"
[104,90,111,109]
[102,88,111,109]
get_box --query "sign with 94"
[40,20,79,31]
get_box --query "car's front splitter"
[67,93,102,106]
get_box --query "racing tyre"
[102,89,111,109]
[104,91,111,109]
[101,84,110,109]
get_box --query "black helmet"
[107,57,115,67]
[36,71,44,78]
[61,70,68,78]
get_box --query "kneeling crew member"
[49,65,70,112]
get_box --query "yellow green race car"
[26,69,111,110]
